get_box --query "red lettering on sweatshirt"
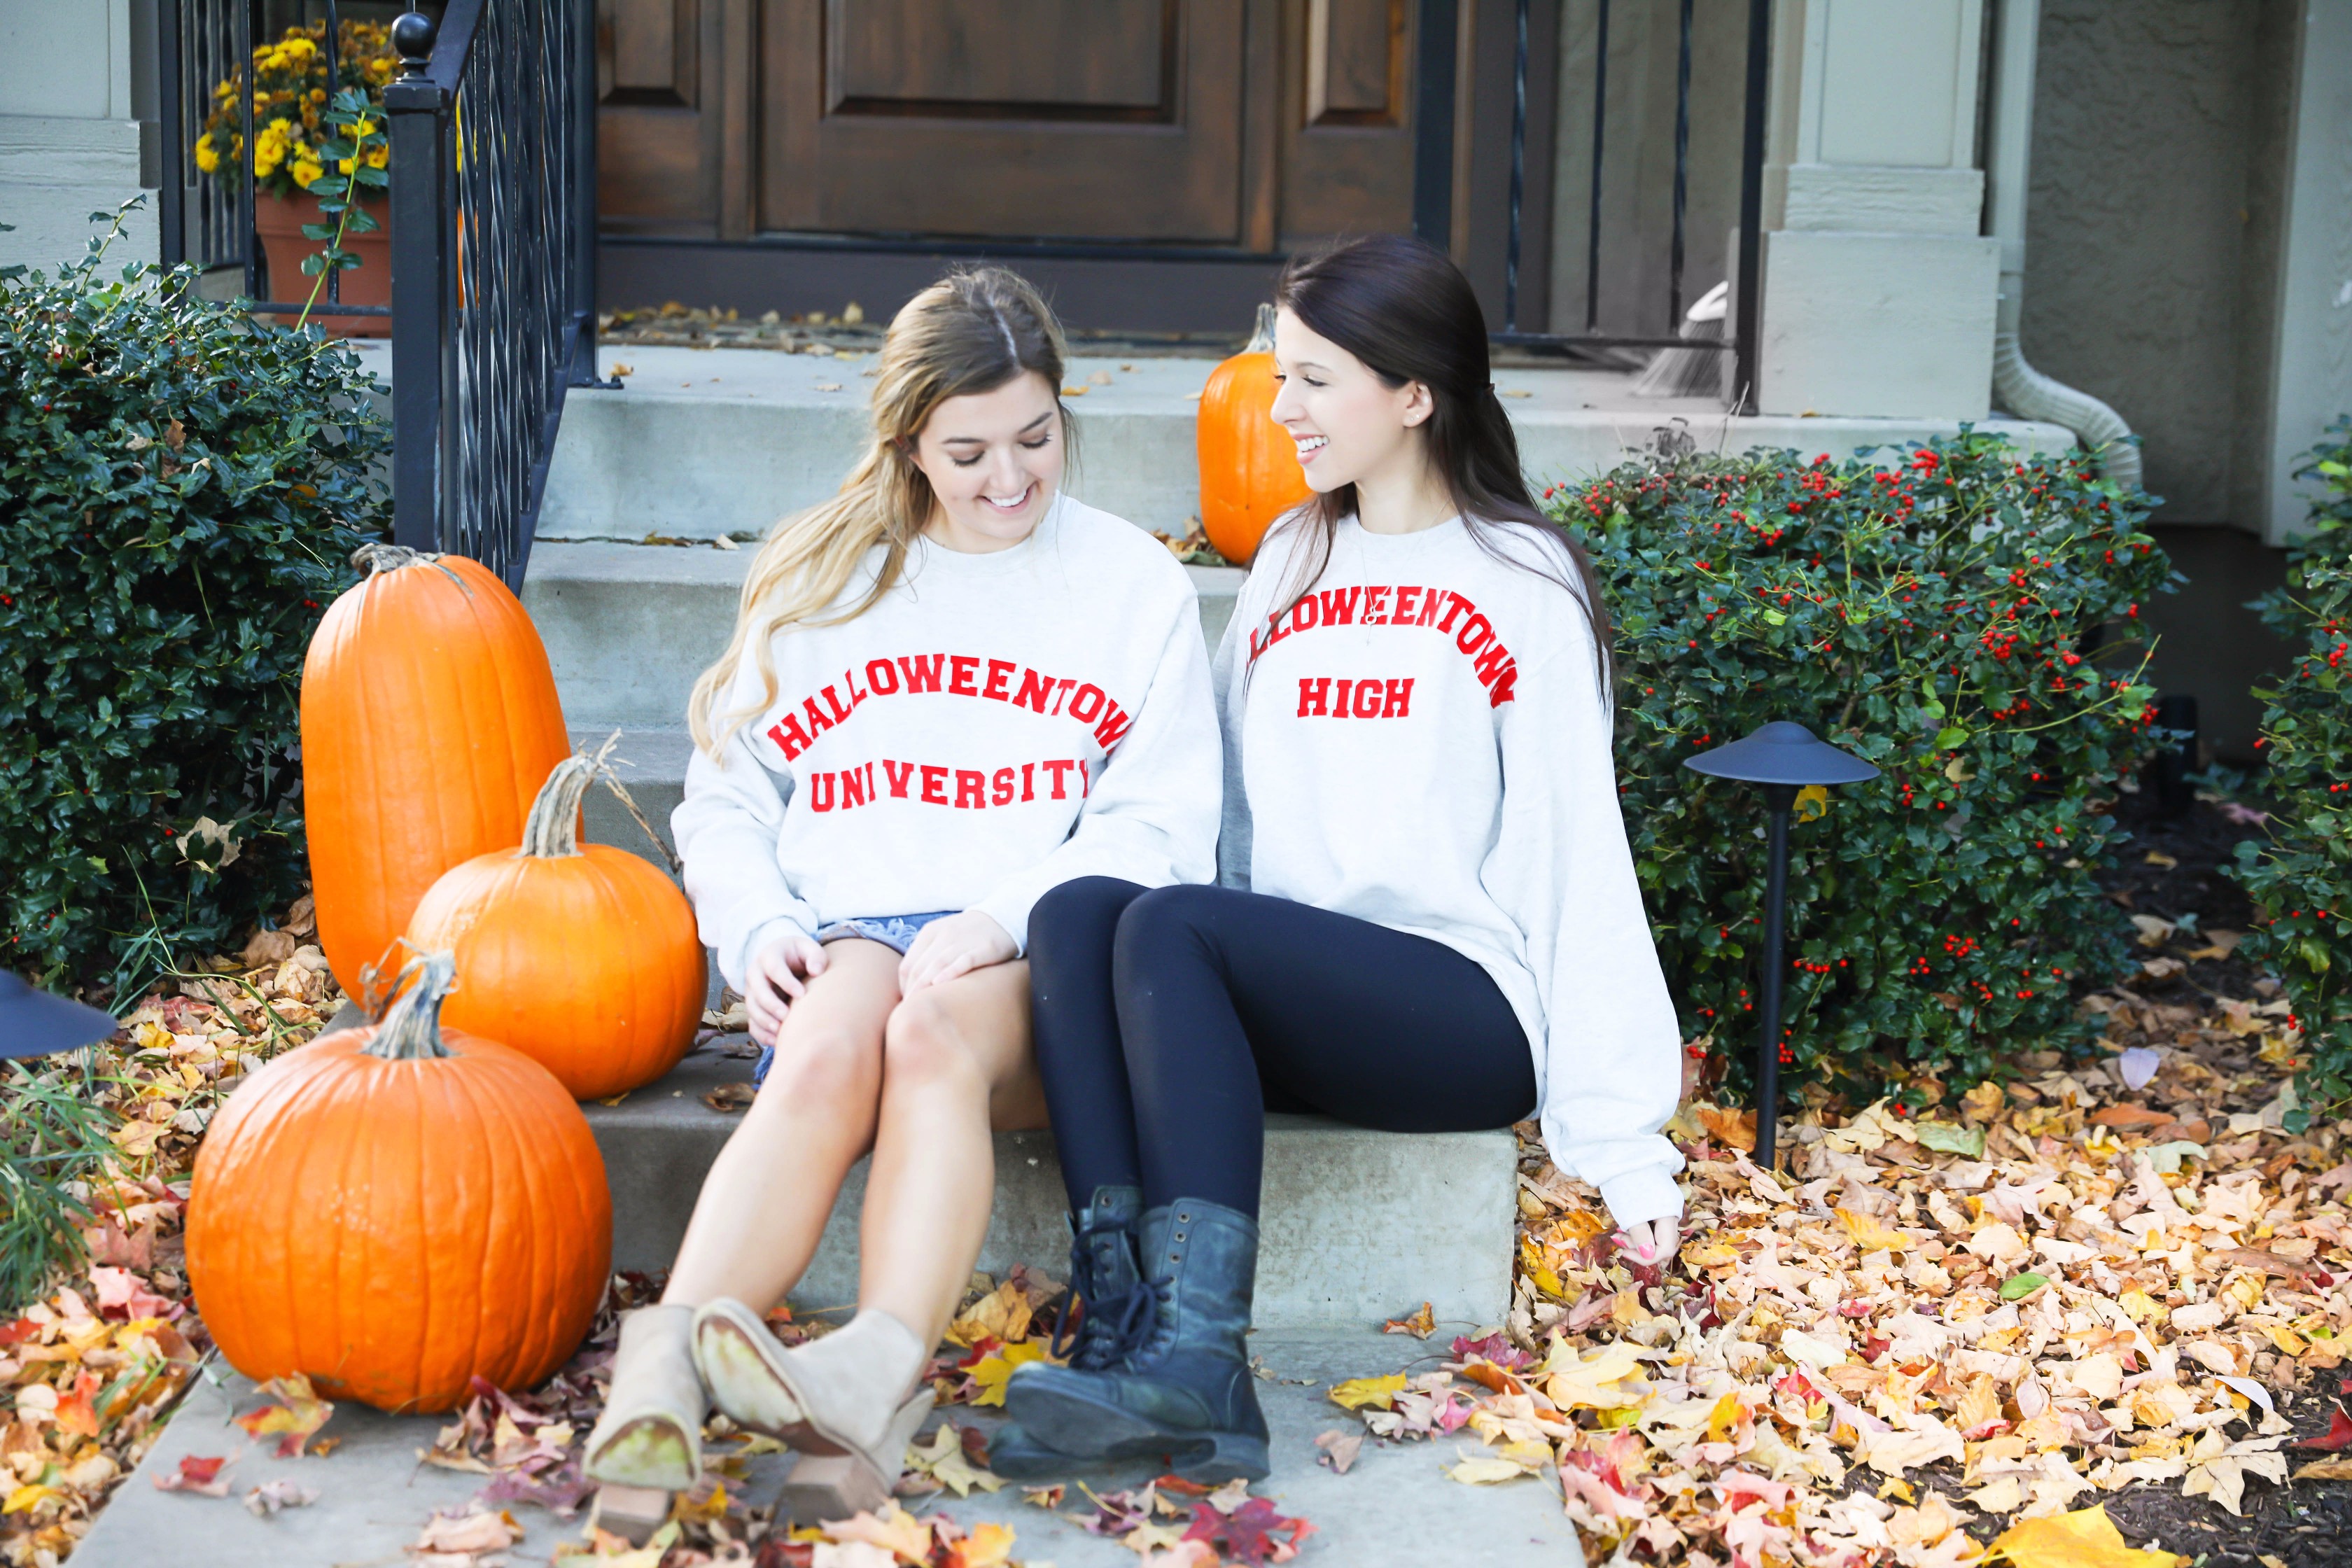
[1250,584,1518,707]
[804,757,1087,813]
[759,652,1144,758]
[1294,675,1415,720]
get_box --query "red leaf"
[2295,1403,2352,1452]
[1184,1497,1316,1567]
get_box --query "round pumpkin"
[407,750,705,1099]
[187,952,611,1413]
[302,544,572,999]
[1197,302,1311,566]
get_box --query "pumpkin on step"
[186,952,611,1413]
[1196,302,1310,566]
[407,748,704,1100]
[302,543,572,1000]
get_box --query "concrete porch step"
[538,343,2076,544]
[587,1046,1518,1331]
[78,1331,1583,1567]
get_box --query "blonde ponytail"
[689,268,1072,756]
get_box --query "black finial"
[392,10,438,75]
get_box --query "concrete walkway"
[78,1330,1584,1567]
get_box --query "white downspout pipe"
[1984,0,2142,494]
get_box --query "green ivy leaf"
[1998,1272,2049,1301]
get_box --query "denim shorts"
[752,911,955,1089]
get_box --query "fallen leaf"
[242,1478,317,1517]
[234,1375,333,1457]
[903,1424,1002,1497]
[1447,1451,1537,1485]
[1328,1373,1406,1412]
[1999,1271,2050,1301]
[1985,1502,2183,1567]
[1313,1429,1363,1474]
[963,1342,1044,1407]
[152,1455,230,1497]
[1912,1120,1987,1157]
[2143,850,2178,869]
[822,1502,932,1562]
[703,1082,756,1112]
[412,1506,522,1552]
[1382,1302,1435,1338]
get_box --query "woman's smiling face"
[1267,306,1434,496]
[909,370,1065,552]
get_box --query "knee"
[1112,883,1225,966]
[755,1026,881,1111]
[881,990,982,1093]
[1030,876,1146,955]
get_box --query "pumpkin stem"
[351,542,442,576]
[362,951,458,1061]
[520,752,598,860]
[1245,302,1278,356]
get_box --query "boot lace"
[1051,1210,1155,1369]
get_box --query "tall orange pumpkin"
[407,750,705,1100]
[186,953,612,1413]
[302,544,572,998]
[1197,303,1311,566]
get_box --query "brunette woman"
[997,234,1685,1482]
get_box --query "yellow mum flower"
[193,132,220,174]
[365,143,389,170]
[291,155,325,190]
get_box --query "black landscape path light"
[0,972,120,1062]
[1684,722,1879,1170]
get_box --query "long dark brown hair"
[1266,233,1613,693]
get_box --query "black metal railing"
[155,0,606,587]
[1416,0,1771,405]
[384,0,608,584]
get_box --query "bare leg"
[857,961,1048,1348]
[662,940,902,1310]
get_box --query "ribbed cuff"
[1597,1166,1686,1231]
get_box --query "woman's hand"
[1612,1215,1681,1267]
[899,911,1017,995]
[744,930,830,1047]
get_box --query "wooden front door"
[598,0,1433,251]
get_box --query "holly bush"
[2230,418,2352,1114]
[0,205,386,990]
[1550,432,2176,1103]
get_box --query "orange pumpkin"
[1197,302,1312,566]
[407,750,705,1099]
[302,544,572,999]
[186,953,611,1413]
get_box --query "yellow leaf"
[1446,1455,1534,1485]
[1539,1340,1648,1411]
[1528,1264,1569,1301]
[1686,1241,1740,1268]
[946,1281,1035,1349]
[2263,1324,2311,1357]
[2,1485,55,1517]
[1955,1373,2002,1434]
[955,1521,1018,1567]
[1986,1503,2185,1567]
[965,1342,1045,1408]
[1328,1373,1407,1411]
[823,1502,934,1562]
[1837,1206,1907,1252]
[1704,1392,1745,1443]
[672,1482,729,1525]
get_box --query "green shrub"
[1550,432,2175,1102]
[2230,418,2352,1117]
[0,205,386,989]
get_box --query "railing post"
[386,10,445,553]
[1413,0,1460,249]
[1731,0,1772,413]
[570,0,605,387]
[156,0,186,270]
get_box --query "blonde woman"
[582,269,1219,1513]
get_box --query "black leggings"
[1028,877,1539,1217]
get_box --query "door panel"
[598,0,754,237]
[827,1,1174,114]
[761,0,1245,242]
[1282,0,1417,241]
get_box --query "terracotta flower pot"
[254,188,391,338]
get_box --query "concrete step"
[80,1332,1583,1567]
[522,538,1245,732]
[588,1046,1517,1331]
[539,342,2075,543]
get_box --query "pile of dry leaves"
[1,904,340,1567]
[1313,930,2343,1566]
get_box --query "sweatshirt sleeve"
[671,704,825,993]
[1210,589,1254,891]
[1484,617,1686,1229]
[970,581,1222,951]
